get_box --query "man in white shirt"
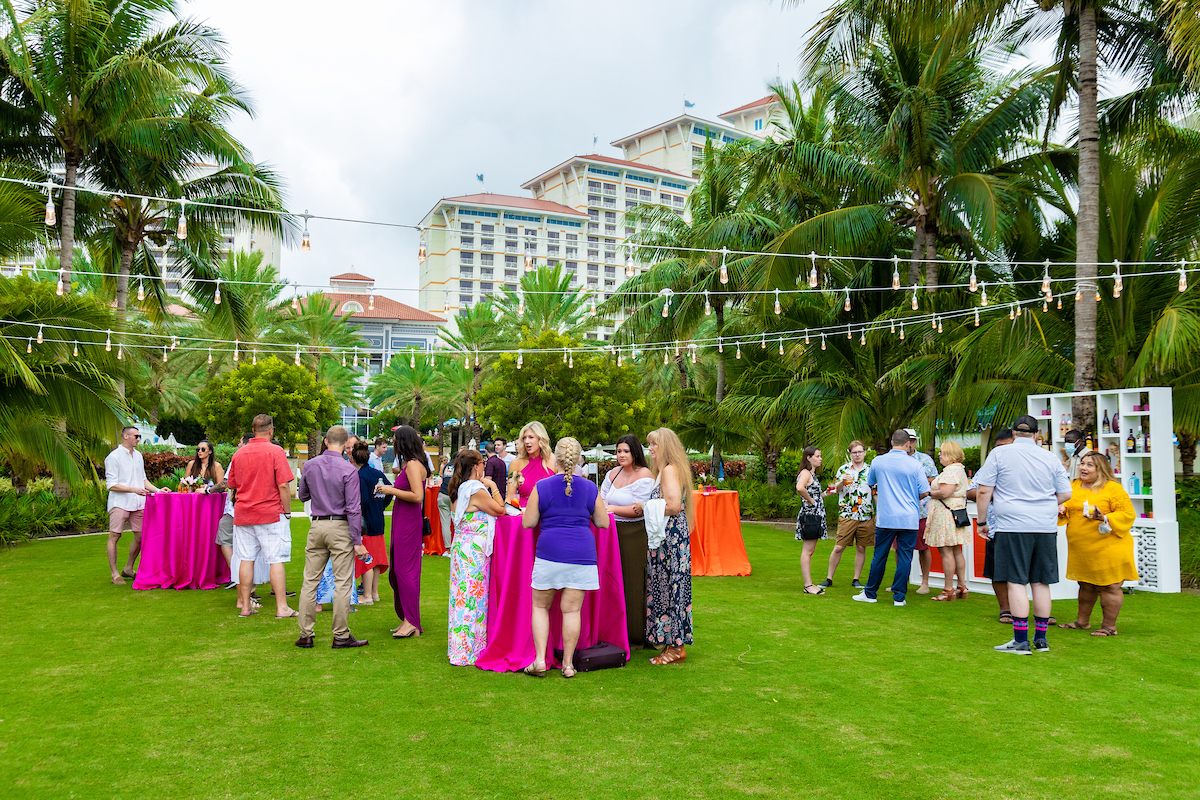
[104,426,171,585]
[368,438,387,473]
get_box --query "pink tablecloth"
[133,493,231,590]
[475,513,629,672]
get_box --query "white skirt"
[531,558,599,591]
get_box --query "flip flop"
[111,576,126,586]
[1091,627,1118,637]
[275,610,299,619]
[1057,621,1091,630]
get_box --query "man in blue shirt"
[975,414,1072,655]
[853,429,930,606]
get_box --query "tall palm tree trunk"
[712,303,726,477]
[675,353,689,391]
[909,221,926,285]
[58,155,80,290]
[1073,0,1100,427]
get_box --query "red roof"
[522,154,691,188]
[329,272,374,282]
[320,293,444,323]
[438,193,587,217]
[720,95,779,118]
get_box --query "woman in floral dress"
[446,450,505,666]
[638,428,695,665]
[794,446,827,595]
[926,441,970,601]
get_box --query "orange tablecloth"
[422,485,448,556]
[928,519,987,578]
[690,490,751,576]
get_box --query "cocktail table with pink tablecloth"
[133,492,231,590]
[474,513,629,672]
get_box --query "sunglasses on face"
[133,434,142,440]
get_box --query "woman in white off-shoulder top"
[600,434,656,649]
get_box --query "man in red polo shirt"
[227,414,296,618]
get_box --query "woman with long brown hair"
[186,440,225,488]
[794,446,826,595]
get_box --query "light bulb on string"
[969,258,979,292]
[774,289,781,315]
[804,329,810,344]
[1016,303,1022,317]
[253,349,258,365]
[1041,259,1051,295]
[808,252,818,288]
[518,293,525,315]
[214,279,221,305]
[980,283,988,306]
[207,348,213,364]
[891,255,900,290]
[735,341,742,359]
[616,349,622,367]
[368,294,374,311]
[761,332,766,349]
[1113,260,1123,296]
[974,308,980,326]
[233,340,239,362]
[590,297,597,316]
[410,351,416,369]
[690,344,697,364]
[25,337,31,354]
[778,337,784,355]
[911,285,919,311]
[1057,296,1063,309]
[162,346,168,363]
[170,335,177,351]
[1095,288,1102,302]
[843,287,851,312]
[719,247,729,284]
[820,332,826,350]
[847,325,852,339]
[899,323,905,340]
[301,211,311,252]
[292,286,300,311]
[104,330,112,352]
[931,316,937,330]
[417,243,426,264]
[518,349,524,369]
[937,317,943,333]
[175,200,187,240]
[718,337,724,353]
[464,352,470,369]
[1075,285,1082,302]
[475,349,480,367]
[1179,261,1188,292]
[117,343,123,361]
[43,182,56,226]
[137,280,144,302]
[36,324,43,343]
[353,347,359,368]
[704,290,711,316]
[890,318,895,334]
[524,254,534,273]
[661,295,670,318]
[1009,304,1015,320]
[663,349,669,365]
[675,341,681,357]
[293,347,301,366]
[859,329,866,346]
[341,351,346,367]
[625,255,635,278]
[563,348,568,364]
[56,268,64,296]
[1043,298,1049,312]
[568,351,574,369]
[72,340,78,357]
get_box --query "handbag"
[939,498,971,528]
[554,641,627,672]
[797,516,824,537]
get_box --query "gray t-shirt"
[974,438,1071,533]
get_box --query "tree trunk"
[412,392,422,430]
[1180,432,1196,477]
[437,409,445,468]
[58,155,80,290]
[306,430,321,462]
[675,352,689,391]
[909,219,925,286]
[1073,0,1100,428]
[115,237,136,316]
[712,302,726,477]
[924,221,938,291]
[765,447,779,487]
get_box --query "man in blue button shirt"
[853,429,930,606]
[975,414,1072,655]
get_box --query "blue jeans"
[865,527,918,602]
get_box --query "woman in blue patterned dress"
[638,427,695,666]
[446,450,505,665]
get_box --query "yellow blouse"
[1059,479,1139,586]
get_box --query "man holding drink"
[820,440,874,589]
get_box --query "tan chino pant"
[298,519,356,639]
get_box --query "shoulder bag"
[939,498,971,528]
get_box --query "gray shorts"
[993,531,1059,585]
[216,514,234,547]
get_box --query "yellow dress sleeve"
[1099,482,1136,538]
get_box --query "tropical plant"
[493,264,600,341]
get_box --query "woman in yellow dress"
[1057,452,1138,636]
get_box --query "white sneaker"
[893,600,906,607]
[852,592,877,604]
[994,639,1032,655]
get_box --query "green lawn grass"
[2,521,1199,799]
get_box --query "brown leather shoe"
[332,633,368,649]
[295,635,314,648]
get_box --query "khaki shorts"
[835,517,875,548]
[108,507,143,535]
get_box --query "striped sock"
[1034,617,1050,641]
[1012,616,1029,644]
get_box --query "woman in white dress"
[600,434,656,649]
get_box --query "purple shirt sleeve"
[302,452,363,544]
[344,461,362,545]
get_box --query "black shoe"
[332,633,369,649]
[295,635,314,648]
[221,580,237,590]
[852,579,865,589]
[1033,638,1050,653]
[818,579,833,589]
[271,589,297,598]
[250,590,260,600]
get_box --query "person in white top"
[600,434,656,649]
[104,426,171,585]
[368,438,387,473]
[497,436,516,467]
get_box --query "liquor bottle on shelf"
[1059,414,1067,438]
[1130,471,1141,495]
[1085,432,1094,451]
[1102,409,1111,434]
[1066,413,1073,434]
[1143,428,1150,453]
[1112,410,1119,435]
[1127,428,1137,453]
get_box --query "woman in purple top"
[376,425,428,638]
[521,436,610,679]
[506,420,557,508]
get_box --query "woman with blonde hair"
[634,427,694,665]
[522,436,610,678]
[507,420,557,508]
[926,440,971,601]
[1057,452,1137,636]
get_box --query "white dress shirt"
[105,446,148,512]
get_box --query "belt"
[312,514,348,521]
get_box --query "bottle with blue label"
[1130,471,1141,495]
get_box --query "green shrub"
[962,446,981,475]
[1181,508,1200,588]
[214,443,237,468]
[152,468,187,490]
[742,454,764,481]
[138,444,182,456]
[1177,477,1200,512]
[0,483,108,544]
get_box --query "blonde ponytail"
[554,437,582,496]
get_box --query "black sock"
[1034,617,1050,642]
[1012,616,1029,644]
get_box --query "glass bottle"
[1127,428,1137,454]
[1102,409,1111,434]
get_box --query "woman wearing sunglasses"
[186,440,226,490]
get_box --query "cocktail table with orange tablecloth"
[422,485,449,556]
[690,490,751,576]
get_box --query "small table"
[690,490,752,576]
[475,513,629,672]
[133,493,231,590]
[423,485,448,556]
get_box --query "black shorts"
[993,531,1059,585]
[983,536,995,580]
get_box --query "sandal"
[1091,627,1118,637]
[955,586,969,600]
[932,588,957,602]
[650,646,687,665]
[1057,621,1091,630]
[561,665,577,679]
[523,662,547,678]
[998,611,1014,624]
[803,585,826,596]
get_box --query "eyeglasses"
[133,434,141,440]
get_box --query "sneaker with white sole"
[994,639,1032,655]
[852,592,877,604]
[1033,639,1049,652]
[893,600,906,607]
[852,579,865,589]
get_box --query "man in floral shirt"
[819,440,874,589]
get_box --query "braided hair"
[554,437,582,496]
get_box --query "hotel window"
[605,225,616,235]
[586,332,597,340]
[505,283,517,292]
[460,222,474,232]
[481,238,494,250]
[480,254,494,266]
[524,228,537,238]
[460,253,473,264]
[588,249,599,260]
[588,209,599,220]
[566,247,577,258]
[566,261,577,271]
[481,224,494,234]
[548,230,559,239]
[626,201,637,211]
[525,241,538,252]
[604,266,616,277]
[588,194,601,206]
[693,146,704,156]
[548,245,560,255]
[755,118,763,131]
[588,264,598,275]
[480,267,493,277]
[505,269,517,279]
[566,233,578,242]
[588,223,599,232]
[588,236,599,244]
[605,280,615,288]
[505,226,517,235]
[505,255,518,267]
[604,211,616,222]
[603,182,617,195]
[588,180,601,191]
[459,295,473,304]
[460,280,474,291]
[639,189,652,201]
[461,236,474,249]
[480,281,493,292]
[626,187,638,198]
[587,277,598,286]
[626,226,635,237]
[660,193,672,204]
[505,240,518,253]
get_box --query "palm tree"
[0,0,246,290]
[438,300,502,444]
[492,264,599,341]
[367,353,440,432]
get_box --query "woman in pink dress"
[376,425,429,638]
[506,421,557,509]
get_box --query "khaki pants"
[298,519,355,639]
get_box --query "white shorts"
[233,519,291,565]
[531,558,599,591]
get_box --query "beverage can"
[360,553,373,565]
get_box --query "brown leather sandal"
[956,586,969,600]
[932,588,957,602]
[650,646,687,665]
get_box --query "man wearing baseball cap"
[903,428,939,595]
[974,414,1072,654]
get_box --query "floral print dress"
[646,482,693,647]
[316,558,359,606]
[794,473,827,540]
[448,508,492,666]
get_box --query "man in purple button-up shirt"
[295,425,368,649]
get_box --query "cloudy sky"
[184,0,825,306]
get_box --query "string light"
[464,352,470,369]
[36,324,43,343]
[663,349,669,365]
[804,329,810,344]
[104,330,112,351]
[43,182,55,226]
[1180,261,1188,292]
[704,290,711,316]
[974,308,980,326]
[518,349,524,369]
[735,342,742,359]
[117,343,123,360]
[410,351,416,369]
[590,297,597,315]
[295,346,302,366]
[353,347,359,367]
[761,332,766,349]
[1057,296,1063,309]
[518,293,525,315]
[563,348,568,363]
[1043,298,1048,312]
[847,325,852,339]
[233,339,239,361]
[778,337,783,355]
[253,349,258,365]
[55,268,64,296]
[137,280,144,302]
[524,254,534,273]
[342,351,346,367]
[1113,260,1123,297]
[899,323,905,340]
[475,349,480,367]
[1016,303,1022,317]
[176,200,187,240]
[859,328,866,345]
[719,247,729,284]
[820,332,826,350]
[292,286,300,311]
[625,255,635,278]
[208,348,213,364]
[980,283,988,306]
[937,317,943,333]
[661,292,671,318]
[25,336,31,353]
[675,341,681,357]
[931,316,937,330]
[808,252,818,288]
[1041,260,1051,295]
[969,259,978,292]
[568,351,574,368]
[617,348,623,367]
[72,340,78,357]
[1009,304,1015,320]
[1075,285,1082,302]
[891,255,900,290]
[301,211,311,252]
[890,318,895,333]
[718,336,724,353]
[162,346,168,362]
[368,293,374,311]
[690,344,697,364]
[911,284,919,311]
[214,280,222,305]
[768,287,780,315]
[843,287,851,312]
